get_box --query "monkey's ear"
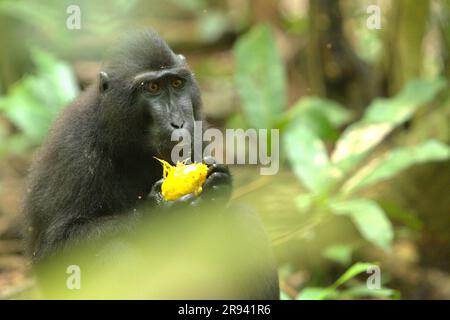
[99,71,110,93]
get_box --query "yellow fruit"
[155,158,208,201]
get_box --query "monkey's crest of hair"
[105,29,184,79]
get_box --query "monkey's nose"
[170,120,185,129]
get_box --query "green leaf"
[330,262,374,289]
[30,48,78,109]
[280,97,353,140]
[297,262,375,300]
[322,244,354,265]
[342,140,450,193]
[296,287,334,300]
[379,201,423,231]
[0,48,78,145]
[1,79,53,142]
[331,122,392,173]
[284,125,332,192]
[289,97,353,128]
[198,10,229,42]
[294,193,315,212]
[234,24,287,129]
[363,78,447,124]
[331,78,447,173]
[329,199,393,250]
[341,285,400,299]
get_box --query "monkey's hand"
[199,156,232,204]
[147,156,232,208]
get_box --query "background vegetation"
[0,0,449,299]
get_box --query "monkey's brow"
[133,68,192,84]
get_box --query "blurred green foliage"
[0,1,447,298]
[234,24,450,300]
[296,262,400,300]
[0,48,78,156]
[0,0,139,41]
[287,84,449,294]
[296,92,449,295]
[35,208,271,299]
[234,24,287,129]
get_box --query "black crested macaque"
[24,30,279,299]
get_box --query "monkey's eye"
[148,82,161,94]
[171,78,185,89]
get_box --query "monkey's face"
[98,32,202,160]
[135,69,197,160]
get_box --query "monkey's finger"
[207,163,230,178]
[202,156,217,166]
[172,193,197,207]
[201,173,232,204]
[147,179,166,206]
[151,178,164,193]
[204,172,232,189]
